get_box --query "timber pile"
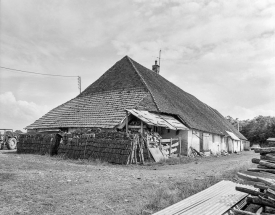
[233,147,275,215]
[17,132,133,164]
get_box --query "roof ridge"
[126,56,160,112]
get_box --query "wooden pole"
[169,138,172,157]
[178,137,181,157]
[125,111,129,133]
[141,121,144,135]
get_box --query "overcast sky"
[1,0,275,131]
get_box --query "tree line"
[226,116,275,144]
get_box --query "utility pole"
[78,76,81,94]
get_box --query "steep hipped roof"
[27,56,246,140]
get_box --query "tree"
[234,116,275,144]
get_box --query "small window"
[168,129,170,133]
[212,134,215,142]
[176,130,179,135]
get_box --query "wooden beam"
[259,160,275,169]
[237,172,275,190]
[254,147,275,154]
[261,154,275,162]
[232,209,257,215]
[125,111,128,133]
[178,137,181,157]
[252,158,260,164]
[235,186,263,196]
[247,196,275,208]
[248,168,275,174]
[140,121,144,135]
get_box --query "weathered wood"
[254,183,269,190]
[169,138,172,157]
[125,111,129,133]
[257,165,270,169]
[259,160,275,169]
[244,204,262,213]
[261,155,275,162]
[178,137,181,157]
[248,168,275,174]
[255,147,275,154]
[252,158,261,164]
[236,186,263,196]
[247,196,275,208]
[232,209,257,215]
[237,172,275,190]
[139,135,145,164]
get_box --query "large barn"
[26,56,247,156]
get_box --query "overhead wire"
[0,66,78,78]
[0,66,82,93]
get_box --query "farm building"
[26,56,247,157]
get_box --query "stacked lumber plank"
[233,147,275,215]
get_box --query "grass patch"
[145,156,198,167]
[143,163,252,213]
[0,172,15,182]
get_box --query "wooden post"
[125,111,128,133]
[178,137,181,157]
[141,121,144,135]
[169,138,172,157]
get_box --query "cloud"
[1,0,274,124]
[0,92,50,130]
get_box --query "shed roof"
[26,56,246,140]
[267,138,275,142]
[126,109,188,130]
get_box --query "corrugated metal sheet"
[153,180,252,215]
[126,109,188,130]
[226,131,241,141]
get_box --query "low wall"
[17,132,133,164]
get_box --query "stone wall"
[17,131,133,164]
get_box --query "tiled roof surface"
[27,56,247,140]
[28,88,149,129]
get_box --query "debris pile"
[233,147,275,215]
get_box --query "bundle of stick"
[233,147,275,215]
[128,134,145,164]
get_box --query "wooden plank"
[160,139,171,143]
[128,125,141,129]
[148,147,164,162]
[162,142,179,150]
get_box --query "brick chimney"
[152,60,160,74]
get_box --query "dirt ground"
[0,150,258,215]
